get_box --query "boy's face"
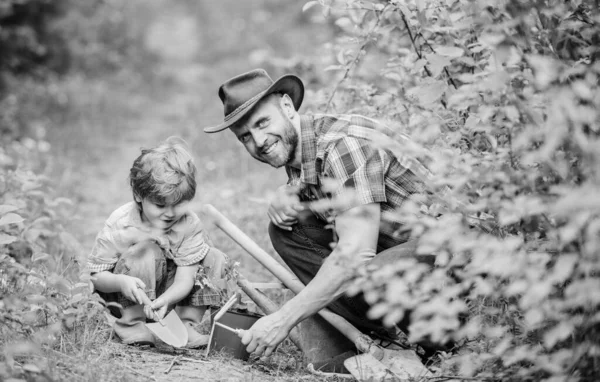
[136,195,190,231]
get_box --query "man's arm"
[241,202,381,356]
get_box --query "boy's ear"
[133,194,142,203]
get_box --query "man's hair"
[129,136,196,205]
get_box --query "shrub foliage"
[305,0,599,379]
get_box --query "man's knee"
[268,222,293,260]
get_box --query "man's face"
[230,95,298,168]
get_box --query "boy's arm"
[149,264,199,319]
[91,271,152,306]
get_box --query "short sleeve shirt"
[286,114,434,251]
[87,202,210,273]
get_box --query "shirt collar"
[298,115,318,185]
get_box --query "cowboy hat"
[204,68,304,133]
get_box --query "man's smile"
[262,140,279,156]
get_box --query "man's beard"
[259,118,299,168]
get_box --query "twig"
[306,363,355,379]
[325,4,390,112]
[399,10,448,109]
[122,364,156,381]
[416,32,459,90]
[179,356,211,364]
[425,375,495,381]
[163,355,180,374]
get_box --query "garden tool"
[146,309,189,348]
[204,291,241,358]
[201,204,432,381]
[215,322,245,336]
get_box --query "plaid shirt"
[286,114,434,251]
[87,202,210,273]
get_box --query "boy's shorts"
[96,243,229,313]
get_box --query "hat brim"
[204,74,304,133]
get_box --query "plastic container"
[210,310,262,360]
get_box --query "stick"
[215,322,245,336]
[163,356,180,374]
[307,363,354,379]
[179,357,211,364]
[122,364,156,381]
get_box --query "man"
[204,69,437,357]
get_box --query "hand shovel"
[146,310,189,348]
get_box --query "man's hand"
[241,312,291,357]
[268,185,304,231]
[144,296,168,322]
[117,275,152,305]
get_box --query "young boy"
[87,137,228,348]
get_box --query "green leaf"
[0,233,17,245]
[406,81,447,105]
[426,53,452,78]
[435,46,464,58]
[0,205,19,215]
[544,321,574,348]
[302,1,319,13]
[334,17,353,31]
[22,363,42,373]
[31,252,51,263]
[0,213,24,226]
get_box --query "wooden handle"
[201,204,371,351]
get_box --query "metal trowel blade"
[146,310,189,348]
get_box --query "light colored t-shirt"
[87,202,210,273]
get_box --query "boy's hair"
[129,136,196,205]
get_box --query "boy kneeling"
[88,137,228,347]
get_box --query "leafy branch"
[325,4,391,112]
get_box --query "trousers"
[268,212,435,336]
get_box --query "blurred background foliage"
[1,0,600,381]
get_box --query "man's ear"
[133,193,142,203]
[280,94,295,118]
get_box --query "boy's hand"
[118,275,152,306]
[144,297,168,322]
[268,184,304,231]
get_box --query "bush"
[0,140,106,380]
[0,0,66,79]
[306,0,600,380]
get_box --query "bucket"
[210,310,261,360]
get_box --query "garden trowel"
[146,310,188,347]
